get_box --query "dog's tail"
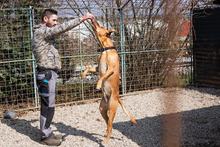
[118,98,138,125]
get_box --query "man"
[32,9,94,146]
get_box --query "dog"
[81,20,138,143]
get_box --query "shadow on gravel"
[1,118,106,146]
[186,86,220,97]
[113,105,220,146]
[53,122,106,147]
[1,119,40,142]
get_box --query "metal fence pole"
[189,6,193,85]
[29,6,39,108]
[79,25,84,100]
[119,8,126,94]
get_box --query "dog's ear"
[108,29,116,33]
[107,29,116,37]
[92,21,100,30]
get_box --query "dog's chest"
[98,53,107,75]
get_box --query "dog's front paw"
[96,81,102,90]
[81,73,86,79]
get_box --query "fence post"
[119,8,126,94]
[79,25,84,100]
[29,6,39,108]
[190,4,196,86]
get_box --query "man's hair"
[41,9,58,22]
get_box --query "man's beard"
[46,22,56,27]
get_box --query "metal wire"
[0,5,192,112]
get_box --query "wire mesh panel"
[121,6,192,93]
[123,49,192,93]
[0,8,36,112]
[0,2,192,112]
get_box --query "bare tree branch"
[65,0,100,47]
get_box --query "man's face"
[44,14,57,27]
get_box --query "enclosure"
[0,0,193,113]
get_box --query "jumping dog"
[82,20,138,143]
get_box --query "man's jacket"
[32,18,82,70]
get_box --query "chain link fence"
[0,5,192,113]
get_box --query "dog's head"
[91,20,116,48]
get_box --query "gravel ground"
[0,87,220,147]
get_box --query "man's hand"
[80,13,95,22]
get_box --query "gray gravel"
[0,87,220,147]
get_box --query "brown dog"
[81,21,138,143]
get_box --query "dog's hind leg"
[103,97,118,143]
[99,99,108,125]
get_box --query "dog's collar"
[97,47,116,52]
